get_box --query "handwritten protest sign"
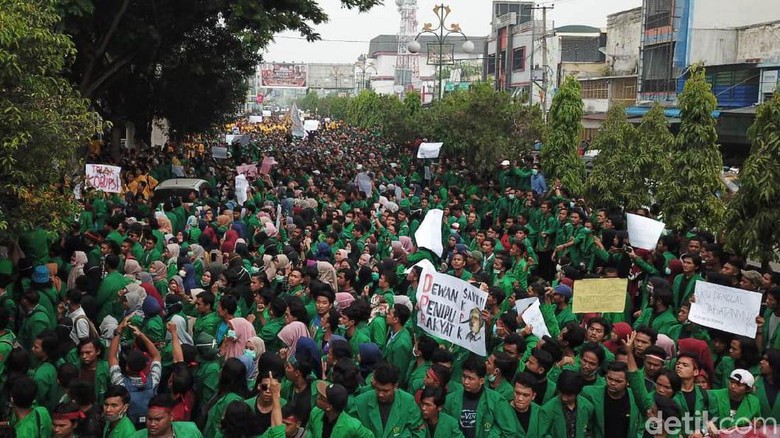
[416,269,488,355]
[236,164,258,178]
[212,146,228,159]
[85,164,122,193]
[516,298,550,339]
[415,209,444,257]
[626,213,666,251]
[572,278,628,313]
[689,281,762,338]
[417,142,443,159]
[259,157,278,174]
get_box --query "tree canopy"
[0,0,95,236]
[541,75,585,195]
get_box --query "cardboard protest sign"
[211,146,228,159]
[85,164,122,193]
[259,157,278,174]
[689,281,762,338]
[414,209,444,257]
[416,269,488,355]
[520,299,550,340]
[236,164,258,178]
[572,278,628,313]
[248,115,263,124]
[626,213,666,251]
[417,142,443,159]
[515,297,537,314]
[304,120,320,131]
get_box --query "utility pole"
[540,4,552,119]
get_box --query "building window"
[645,0,672,29]
[487,54,496,75]
[581,79,609,99]
[641,42,676,93]
[512,47,526,71]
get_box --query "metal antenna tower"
[395,0,420,91]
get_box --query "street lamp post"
[355,54,377,92]
[407,4,474,100]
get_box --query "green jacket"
[96,271,132,322]
[405,361,430,395]
[203,392,243,438]
[539,395,594,438]
[384,328,413,381]
[132,421,203,437]
[633,307,678,337]
[194,311,221,338]
[18,305,53,350]
[355,389,424,438]
[762,308,780,352]
[34,361,59,412]
[707,388,761,429]
[442,387,519,438]
[511,402,544,437]
[423,412,464,438]
[104,416,136,437]
[754,376,780,420]
[488,378,514,402]
[581,385,642,438]
[672,273,703,312]
[307,407,375,438]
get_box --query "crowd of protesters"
[0,117,779,438]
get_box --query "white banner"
[226,134,250,145]
[417,142,443,159]
[248,115,263,124]
[85,164,122,193]
[516,298,550,340]
[235,174,249,206]
[689,281,762,338]
[416,269,488,355]
[414,209,444,257]
[304,120,320,131]
[626,213,665,251]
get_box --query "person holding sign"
[632,287,677,337]
[671,254,704,312]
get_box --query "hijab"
[277,321,310,358]
[166,244,180,263]
[189,244,205,265]
[399,236,414,254]
[294,337,322,378]
[247,336,266,381]
[150,261,167,282]
[358,343,382,378]
[124,259,142,279]
[67,251,88,290]
[181,264,197,295]
[316,261,338,294]
[220,317,257,359]
[124,283,146,317]
[157,216,173,234]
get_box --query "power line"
[273,35,372,43]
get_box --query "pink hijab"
[220,317,256,359]
[399,236,414,254]
[277,321,310,358]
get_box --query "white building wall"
[690,0,780,28]
[737,22,780,63]
[606,8,642,75]
[582,98,609,113]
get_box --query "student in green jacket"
[8,376,53,438]
[539,370,594,438]
[581,362,643,438]
[202,358,250,437]
[442,355,518,438]
[102,385,136,438]
[671,254,703,312]
[419,386,464,438]
[18,290,54,350]
[510,372,545,437]
[633,288,678,337]
[384,304,414,380]
[760,287,780,352]
[308,381,374,438]
[706,368,761,433]
[133,394,203,437]
[756,350,780,421]
[485,351,516,402]
[355,361,425,437]
[543,283,577,331]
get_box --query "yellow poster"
[572,278,628,313]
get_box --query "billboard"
[259,63,308,88]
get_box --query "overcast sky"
[262,0,642,64]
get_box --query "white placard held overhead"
[417,142,444,159]
[211,146,228,159]
[626,213,666,251]
[248,115,263,124]
[518,298,551,340]
[414,209,444,257]
[416,270,488,355]
[235,174,249,206]
[304,120,320,131]
[226,134,250,145]
[85,164,122,193]
[689,281,762,338]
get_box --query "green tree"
[298,91,321,113]
[541,75,585,195]
[637,103,674,199]
[724,92,780,267]
[0,0,95,236]
[656,65,724,232]
[584,104,649,210]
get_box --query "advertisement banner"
[260,63,308,88]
